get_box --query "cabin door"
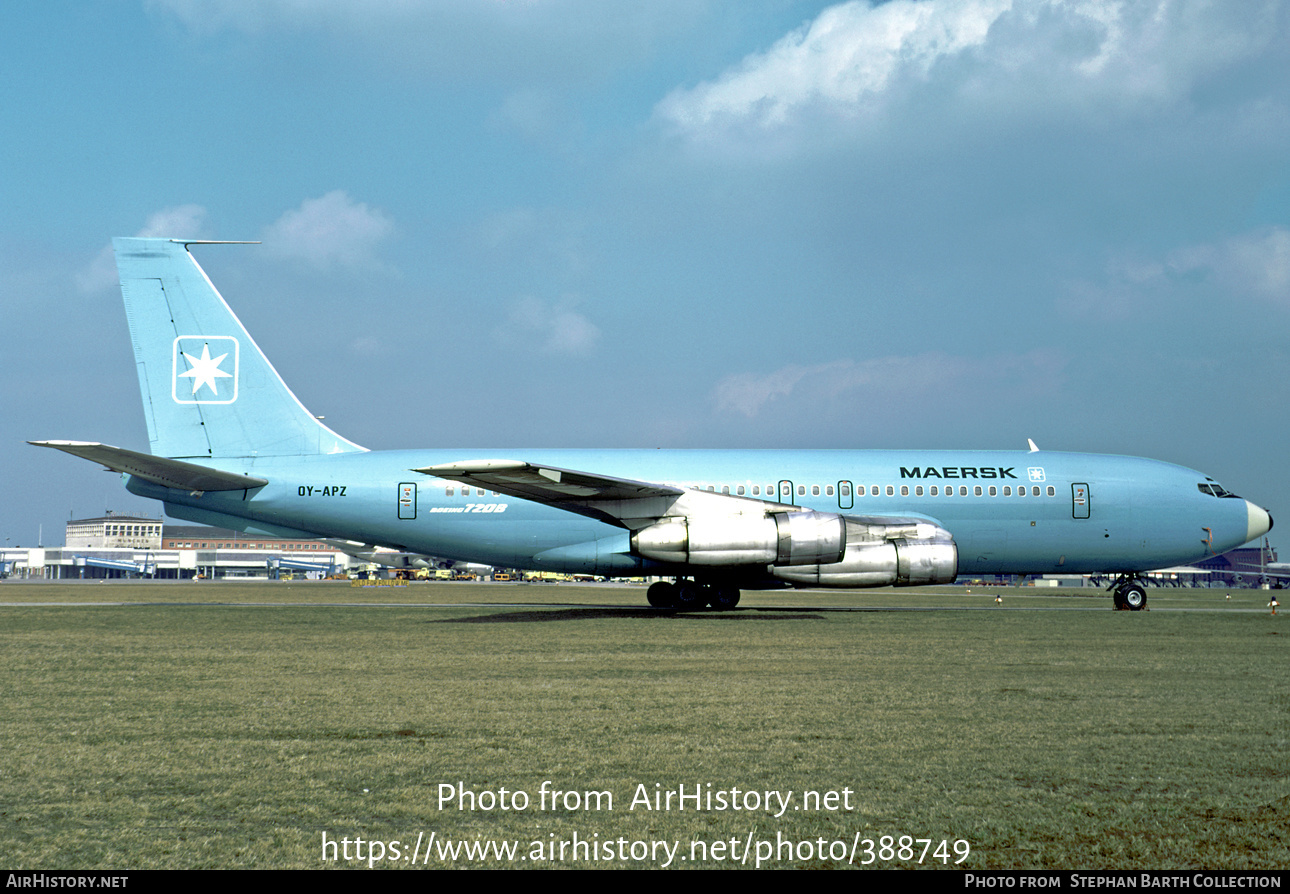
[1072,483,1090,519]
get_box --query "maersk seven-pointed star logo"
[172,336,239,404]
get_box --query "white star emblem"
[177,343,233,396]
[172,335,239,404]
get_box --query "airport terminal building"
[1,513,354,580]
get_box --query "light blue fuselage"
[127,447,1254,578]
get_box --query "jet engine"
[630,510,846,567]
[772,518,957,586]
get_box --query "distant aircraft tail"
[114,237,366,459]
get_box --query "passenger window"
[811,485,820,496]
[722,486,730,494]
[752,486,760,496]
[886,485,894,496]
[974,485,983,496]
[840,483,851,496]
[871,486,879,496]
[1003,486,1011,496]
[931,486,938,496]
[797,485,805,496]
[900,485,909,496]
[826,485,834,496]
[960,486,968,496]
[988,486,996,496]
[915,486,923,496]
[1046,486,1055,497]
[737,485,745,495]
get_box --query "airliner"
[32,238,1274,610]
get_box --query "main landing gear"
[1109,575,1148,611]
[646,579,741,610]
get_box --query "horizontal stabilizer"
[29,440,268,493]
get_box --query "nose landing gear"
[1109,575,1148,611]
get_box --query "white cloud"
[1169,227,1290,305]
[262,191,393,270]
[77,247,121,294]
[504,295,601,356]
[137,204,208,239]
[657,0,1281,139]
[715,350,1065,418]
[78,204,210,293]
[659,0,1010,130]
[1066,226,1290,318]
[714,360,852,417]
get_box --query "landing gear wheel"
[674,580,705,609]
[1112,579,1147,611]
[709,584,741,609]
[1122,583,1147,611]
[647,581,677,608]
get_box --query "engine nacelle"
[631,510,846,567]
[894,537,959,585]
[772,518,957,587]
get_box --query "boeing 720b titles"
[32,238,1274,609]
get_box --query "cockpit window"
[1198,481,1239,498]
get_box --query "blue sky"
[2,0,1287,556]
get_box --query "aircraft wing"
[1240,563,1290,580]
[415,459,775,528]
[420,460,683,501]
[29,440,268,494]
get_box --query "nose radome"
[1246,501,1273,542]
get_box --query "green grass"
[0,581,1285,869]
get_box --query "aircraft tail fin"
[114,237,366,459]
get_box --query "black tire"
[1123,583,1147,611]
[674,580,705,608]
[709,584,741,609]
[647,581,676,608]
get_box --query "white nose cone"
[1246,501,1273,542]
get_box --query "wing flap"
[30,440,268,493]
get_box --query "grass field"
[1,580,1285,869]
